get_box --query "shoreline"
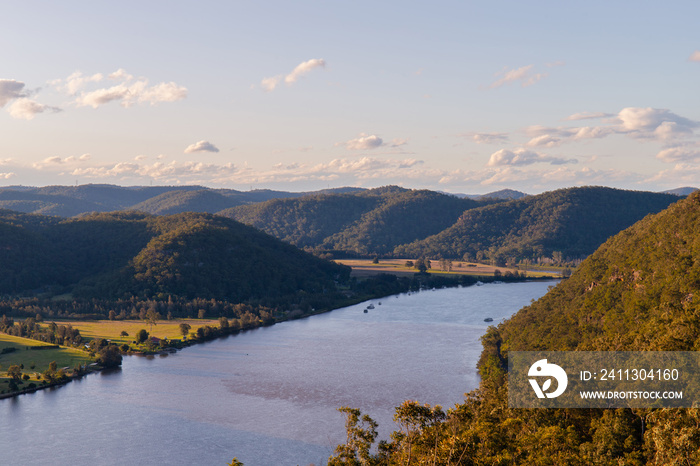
[1,274,557,400]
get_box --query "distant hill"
[460,188,528,200]
[661,186,697,196]
[394,186,681,262]
[0,210,349,303]
[0,184,367,218]
[220,187,490,255]
[361,178,700,465]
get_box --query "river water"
[0,281,553,466]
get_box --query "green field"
[52,318,223,345]
[0,334,93,394]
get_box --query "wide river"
[0,281,553,465]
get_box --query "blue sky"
[1,1,699,194]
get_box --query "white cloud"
[343,133,384,150]
[565,112,614,121]
[469,132,509,144]
[490,65,547,89]
[487,148,576,166]
[108,69,134,81]
[0,79,26,106]
[32,155,92,169]
[7,98,61,120]
[52,70,187,108]
[390,138,408,147]
[526,134,562,148]
[184,140,220,154]
[284,58,326,84]
[260,58,326,92]
[689,51,700,62]
[617,107,698,139]
[260,76,281,92]
[0,172,15,179]
[656,145,700,163]
[55,71,104,95]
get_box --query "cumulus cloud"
[342,133,384,150]
[689,51,700,62]
[7,98,61,120]
[32,155,92,169]
[487,148,577,167]
[617,107,699,140]
[260,58,326,92]
[489,65,547,89]
[656,145,700,163]
[184,140,220,154]
[52,71,104,95]
[52,69,187,108]
[0,79,27,106]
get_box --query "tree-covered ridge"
[221,187,487,255]
[395,186,680,263]
[329,191,700,465]
[0,184,367,217]
[0,211,350,303]
[496,190,700,353]
[220,192,383,248]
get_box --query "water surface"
[0,281,554,465]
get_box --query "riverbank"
[1,272,556,399]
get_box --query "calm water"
[0,281,553,466]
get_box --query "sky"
[1,1,699,195]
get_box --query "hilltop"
[0,210,349,304]
[395,186,680,263]
[333,191,700,464]
[221,186,488,255]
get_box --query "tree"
[145,309,161,332]
[7,364,22,381]
[135,329,149,344]
[96,344,123,368]
[179,323,191,339]
[219,316,229,330]
[328,407,378,466]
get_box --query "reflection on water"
[0,281,554,466]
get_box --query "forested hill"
[0,210,349,303]
[494,189,700,353]
[219,187,489,255]
[335,191,700,464]
[394,186,681,262]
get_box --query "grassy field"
[0,334,93,393]
[337,258,560,278]
[52,318,223,345]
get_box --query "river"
[0,281,554,466]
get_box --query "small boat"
[476,281,484,286]
[363,309,368,314]
[367,304,375,309]
[484,317,493,322]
